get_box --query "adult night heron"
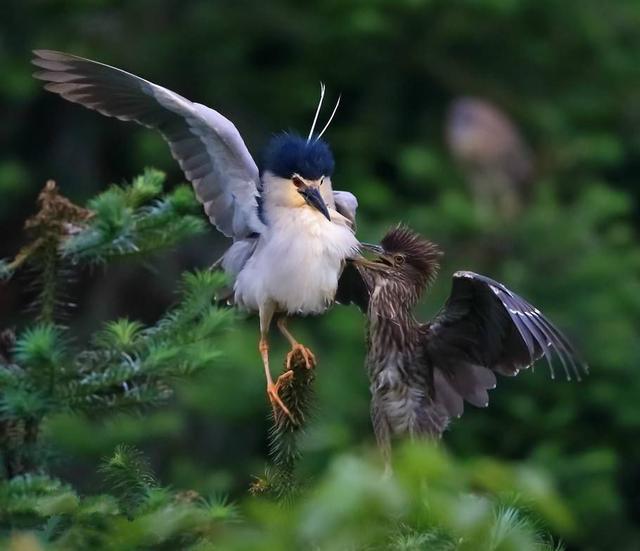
[338,226,586,462]
[32,50,360,419]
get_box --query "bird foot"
[267,371,295,422]
[286,343,316,371]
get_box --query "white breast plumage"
[234,206,359,314]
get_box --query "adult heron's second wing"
[32,50,264,239]
[332,191,358,229]
[424,271,585,414]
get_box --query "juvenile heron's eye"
[394,255,405,266]
[292,175,305,188]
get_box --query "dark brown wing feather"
[335,260,370,312]
[424,271,586,416]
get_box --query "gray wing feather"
[32,49,264,239]
[221,238,258,278]
[332,190,358,229]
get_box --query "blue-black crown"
[263,133,335,180]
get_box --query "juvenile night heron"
[338,226,586,462]
[32,50,360,419]
[446,97,534,220]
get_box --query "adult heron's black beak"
[299,187,331,220]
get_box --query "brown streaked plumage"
[337,225,586,463]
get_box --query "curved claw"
[286,343,316,371]
[267,371,294,421]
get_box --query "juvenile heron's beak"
[360,243,384,255]
[299,186,331,220]
[354,243,393,269]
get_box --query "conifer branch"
[99,444,158,517]
[0,172,231,479]
[61,169,205,263]
[252,350,316,498]
[9,180,92,322]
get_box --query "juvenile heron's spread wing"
[425,271,586,417]
[32,50,264,239]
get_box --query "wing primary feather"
[499,292,556,378]
[487,286,540,361]
[532,312,584,381]
[525,308,572,381]
[531,308,585,376]
[508,292,579,381]
[497,293,537,360]
[481,275,586,381]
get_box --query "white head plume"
[307,82,326,142]
[307,83,341,142]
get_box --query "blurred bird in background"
[32,50,360,420]
[338,226,586,464]
[445,97,534,220]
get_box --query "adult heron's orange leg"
[277,316,317,370]
[259,303,293,420]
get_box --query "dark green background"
[2,1,640,549]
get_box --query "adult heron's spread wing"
[32,50,265,239]
[425,271,586,416]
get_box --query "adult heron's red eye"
[292,175,305,188]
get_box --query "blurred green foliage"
[2,0,640,549]
[1,443,569,550]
